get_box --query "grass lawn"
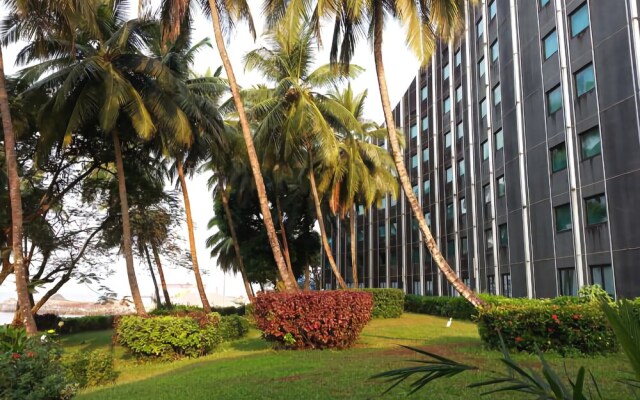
[62,313,634,399]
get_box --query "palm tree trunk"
[177,160,212,312]
[111,131,146,315]
[308,156,347,290]
[220,181,255,302]
[372,5,482,307]
[275,196,295,280]
[151,242,172,308]
[0,46,37,334]
[207,0,298,292]
[144,245,162,308]
[350,209,358,288]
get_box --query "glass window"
[421,85,428,101]
[462,237,468,254]
[455,49,462,67]
[456,85,463,103]
[390,221,397,236]
[379,197,386,209]
[446,203,454,222]
[495,129,504,151]
[479,57,486,77]
[477,18,484,38]
[493,84,502,106]
[543,30,558,60]
[547,86,562,115]
[491,40,499,62]
[447,239,455,261]
[575,63,595,96]
[378,224,386,238]
[425,279,433,295]
[551,142,567,172]
[460,197,467,215]
[559,268,577,296]
[585,194,607,225]
[411,154,418,168]
[443,63,450,80]
[423,179,430,195]
[482,140,490,160]
[489,1,497,19]
[358,205,364,215]
[540,0,550,7]
[446,166,453,183]
[555,203,572,232]
[444,132,452,148]
[410,124,418,139]
[390,196,397,207]
[413,280,421,295]
[422,147,430,163]
[444,96,451,113]
[570,3,589,37]
[488,275,496,294]
[422,116,429,131]
[424,212,431,228]
[457,121,464,139]
[502,273,512,297]
[591,265,614,297]
[497,175,505,197]
[484,184,491,204]
[499,223,508,246]
[357,229,364,241]
[480,98,487,118]
[486,228,494,249]
[458,159,465,177]
[412,184,419,197]
[580,127,601,159]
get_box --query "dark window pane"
[543,30,558,59]
[551,142,567,172]
[497,176,505,197]
[571,3,589,37]
[499,224,508,246]
[580,127,601,159]
[559,268,576,296]
[555,204,572,232]
[585,194,607,225]
[575,64,595,96]
[547,86,562,114]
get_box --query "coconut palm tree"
[287,0,483,306]
[160,0,299,291]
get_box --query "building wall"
[323,0,640,299]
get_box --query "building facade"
[323,0,640,299]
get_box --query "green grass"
[63,313,634,400]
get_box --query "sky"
[0,1,419,304]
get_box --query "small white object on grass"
[446,317,452,328]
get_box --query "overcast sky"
[0,1,419,304]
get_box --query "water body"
[0,312,14,325]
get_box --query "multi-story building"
[323,0,640,299]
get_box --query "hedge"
[150,304,246,316]
[359,288,404,318]
[253,291,373,349]
[218,315,250,341]
[34,314,115,334]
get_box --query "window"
[482,140,490,160]
[390,222,397,236]
[422,147,430,163]
[447,239,455,261]
[457,121,464,139]
[559,268,577,296]
[497,175,505,197]
[458,159,465,177]
[575,63,595,96]
[491,40,499,62]
[493,84,502,106]
[455,49,462,67]
[444,97,451,113]
[487,275,496,294]
[444,132,452,149]
[422,116,429,131]
[540,0,550,7]
[484,184,492,215]
[411,154,418,168]
[486,229,494,249]
[446,166,453,183]
[462,237,469,254]
[489,1,497,20]
[421,85,428,101]
[477,18,484,38]
[499,224,508,246]
[585,194,607,225]
[480,98,487,118]
[479,57,486,77]
[357,229,364,241]
[580,127,601,159]
[456,85,463,103]
[413,280,422,295]
[502,273,512,297]
[446,203,454,222]
[410,124,418,139]
[570,3,589,37]
[411,218,419,237]
[358,205,364,215]
[424,212,431,228]
[551,142,567,172]
[390,196,397,207]
[555,203,572,232]
[443,63,450,80]
[495,129,504,151]
[547,86,562,115]
[543,30,558,60]
[379,197,386,209]
[426,279,433,295]
[412,184,419,197]
[378,224,386,238]
[423,179,430,196]
[591,265,614,297]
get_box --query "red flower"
[573,314,580,320]
[11,353,20,360]
[552,314,558,320]
[26,352,35,358]
[515,336,523,343]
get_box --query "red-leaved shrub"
[253,291,374,349]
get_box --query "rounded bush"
[359,289,404,318]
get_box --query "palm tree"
[300,0,483,306]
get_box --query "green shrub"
[62,350,117,388]
[34,314,62,331]
[477,303,616,355]
[218,315,250,341]
[404,295,478,320]
[151,304,246,316]
[359,289,404,318]
[0,324,30,353]
[59,316,115,334]
[115,313,223,359]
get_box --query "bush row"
[253,291,373,349]
[34,314,115,334]
[359,288,404,318]
[150,304,246,316]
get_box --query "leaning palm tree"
[160,0,299,291]
[281,0,483,305]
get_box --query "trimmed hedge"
[218,315,250,341]
[404,295,478,320]
[360,289,404,318]
[253,291,373,349]
[34,314,115,334]
[477,303,616,355]
[150,304,246,316]
[115,313,223,359]
[61,350,117,388]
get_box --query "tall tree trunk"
[144,245,162,308]
[111,131,146,315]
[0,46,37,334]
[220,182,255,303]
[308,156,347,290]
[372,5,482,307]
[304,265,310,290]
[151,242,172,308]
[275,196,295,280]
[177,160,212,312]
[350,209,358,288]
[208,0,298,292]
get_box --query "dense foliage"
[61,350,117,388]
[359,289,404,318]
[218,315,251,341]
[151,304,247,316]
[253,291,373,349]
[35,315,115,334]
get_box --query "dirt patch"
[275,374,303,382]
